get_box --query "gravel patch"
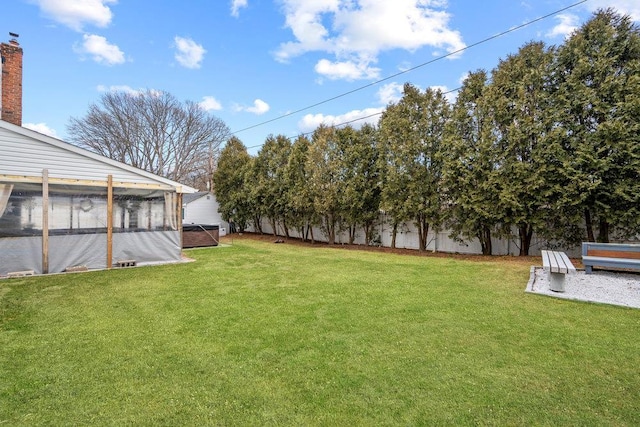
[526,267,640,309]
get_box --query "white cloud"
[315,58,380,80]
[298,107,383,133]
[458,71,470,86]
[74,34,125,65]
[377,82,404,105]
[586,1,640,21]
[239,99,270,115]
[546,13,579,39]
[24,122,59,138]
[199,96,223,111]
[397,61,413,72]
[174,36,206,69]
[275,1,337,62]
[231,0,248,17]
[34,0,116,31]
[275,0,466,80]
[96,84,143,95]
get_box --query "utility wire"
[234,0,588,142]
[290,85,463,142]
[244,86,462,148]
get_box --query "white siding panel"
[1,128,168,186]
[183,193,229,235]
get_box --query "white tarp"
[0,236,43,274]
[0,182,183,276]
[0,184,13,217]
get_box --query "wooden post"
[107,175,113,269]
[42,169,49,274]
[177,191,183,250]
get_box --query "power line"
[244,86,462,149]
[236,0,588,144]
[297,86,463,140]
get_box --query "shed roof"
[183,191,213,204]
[0,120,196,193]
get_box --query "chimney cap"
[8,33,20,46]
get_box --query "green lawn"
[1,237,639,425]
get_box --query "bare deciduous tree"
[68,90,230,190]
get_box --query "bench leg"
[549,272,565,292]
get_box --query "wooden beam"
[587,249,640,260]
[177,192,183,249]
[0,174,178,192]
[107,175,113,269]
[42,169,49,274]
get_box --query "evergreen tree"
[285,135,317,242]
[252,135,292,237]
[307,125,343,244]
[212,136,252,232]
[552,8,640,243]
[379,83,449,251]
[355,124,382,245]
[244,156,264,234]
[487,41,555,255]
[441,71,504,255]
[336,125,381,245]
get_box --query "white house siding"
[0,121,195,276]
[183,193,228,236]
[0,125,185,189]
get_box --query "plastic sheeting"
[0,184,13,217]
[0,180,183,276]
[113,231,181,265]
[49,234,107,272]
[0,182,42,237]
[0,236,42,274]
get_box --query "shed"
[182,191,229,236]
[0,120,196,276]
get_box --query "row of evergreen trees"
[213,9,640,255]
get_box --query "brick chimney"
[0,35,23,126]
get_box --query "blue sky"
[2,0,639,154]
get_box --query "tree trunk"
[391,222,398,249]
[597,218,609,243]
[253,215,263,234]
[364,222,371,247]
[518,223,533,256]
[584,209,595,242]
[417,216,429,252]
[348,224,356,244]
[282,219,290,238]
[270,218,278,237]
[325,215,335,245]
[478,226,492,255]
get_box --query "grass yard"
[1,236,639,425]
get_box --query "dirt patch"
[222,232,546,267]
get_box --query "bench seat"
[582,256,640,273]
[541,250,575,292]
[582,242,640,274]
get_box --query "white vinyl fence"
[249,213,582,257]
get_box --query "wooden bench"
[582,242,640,274]
[541,250,576,292]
